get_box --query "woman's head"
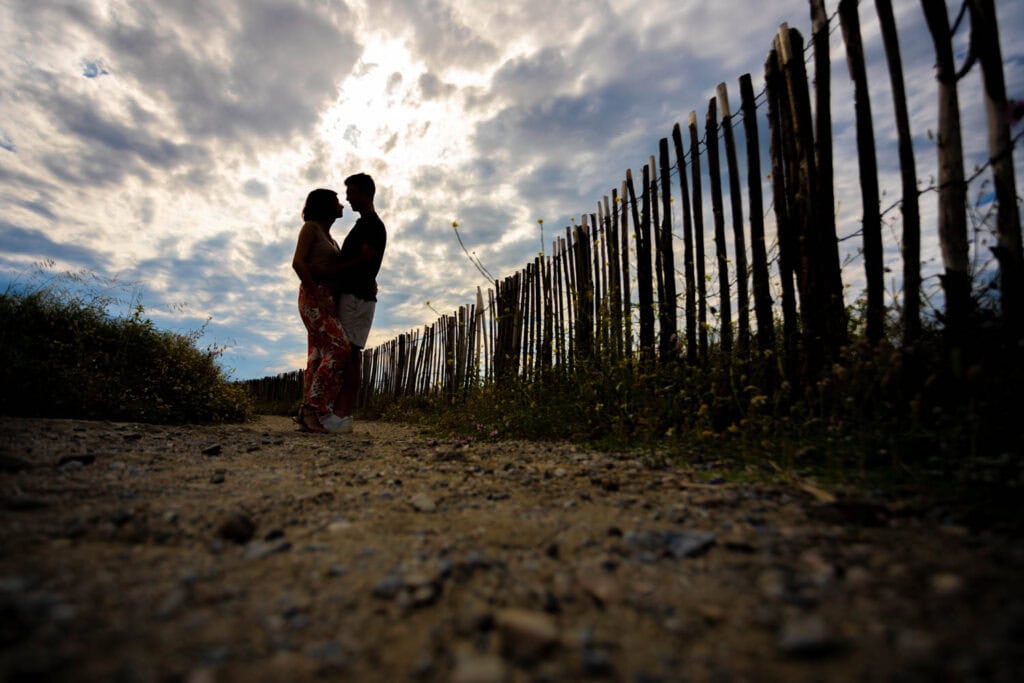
[302,188,342,223]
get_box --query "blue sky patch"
[82,60,109,78]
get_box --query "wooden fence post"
[777,24,846,376]
[605,194,623,360]
[718,83,750,358]
[672,123,698,365]
[574,220,593,360]
[972,0,1024,334]
[688,112,710,361]
[590,213,604,360]
[648,157,666,359]
[839,0,884,345]
[766,47,801,386]
[706,96,733,355]
[875,0,921,346]
[619,181,633,360]
[921,0,970,364]
[739,74,776,359]
[658,138,679,360]
[629,167,656,361]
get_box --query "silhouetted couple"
[292,174,386,433]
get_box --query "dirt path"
[0,415,1020,682]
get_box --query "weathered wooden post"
[688,112,710,361]
[921,0,970,366]
[718,83,750,358]
[875,0,921,346]
[706,96,733,355]
[839,0,885,345]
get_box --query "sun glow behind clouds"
[322,38,476,185]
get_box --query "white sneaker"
[320,414,353,434]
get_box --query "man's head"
[344,173,376,212]
[302,188,343,223]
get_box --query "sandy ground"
[0,414,1021,682]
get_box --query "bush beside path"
[0,416,1021,681]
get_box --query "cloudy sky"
[1,0,1021,380]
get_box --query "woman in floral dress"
[291,188,351,432]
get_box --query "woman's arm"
[292,223,334,311]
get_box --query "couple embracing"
[291,174,386,433]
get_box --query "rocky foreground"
[0,415,1021,682]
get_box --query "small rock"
[304,640,347,670]
[844,565,871,587]
[578,571,621,607]
[930,572,963,596]
[581,647,614,677]
[451,650,507,683]
[201,443,222,456]
[624,530,716,560]
[157,586,190,618]
[327,520,353,534]
[210,472,225,484]
[218,512,256,544]
[698,604,724,624]
[778,614,841,658]
[244,539,292,560]
[57,455,95,468]
[495,608,560,664]
[373,573,404,599]
[895,628,937,658]
[58,460,84,473]
[410,493,437,513]
[110,510,134,527]
[665,531,716,559]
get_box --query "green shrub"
[0,277,251,424]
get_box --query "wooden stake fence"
[242,0,1020,415]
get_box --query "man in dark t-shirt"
[326,173,387,432]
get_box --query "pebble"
[244,539,291,560]
[495,608,560,663]
[581,647,614,677]
[218,512,256,544]
[624,530,717,560]
[778,614,841,658]
[373,573,404,599]
[410,493,437,513]
[451,649,507,683]
[578,570,621,607]
[930,572,964,596]
[157,587,189,618]
[304,640,347,669]
[201,443,223,456]
[327,519,353,533]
